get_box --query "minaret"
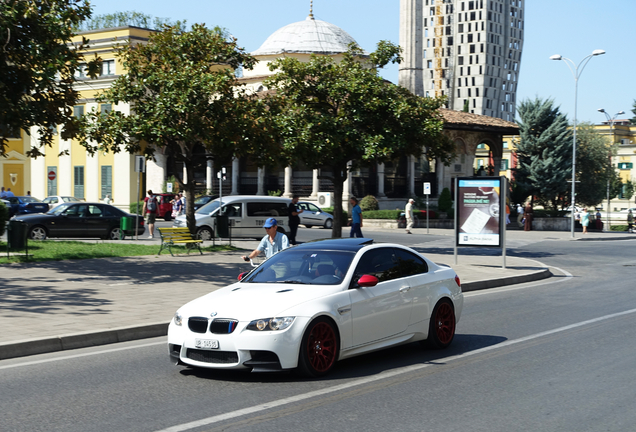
[398,0,423,96]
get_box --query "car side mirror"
[238,271,248,281]
[355,274,379,288]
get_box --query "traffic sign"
[48,171,56,181]
[423,182,431,195]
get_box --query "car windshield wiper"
[278,280,308,284]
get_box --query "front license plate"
[195,338,219,349]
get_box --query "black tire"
[164,211,172,222]
[108,227,123,240]
[297,317,339,378]
[425,299,456,349]
[29,226,47,240]
[323,218,333,229]
[197,226,213,241]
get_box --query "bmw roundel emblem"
[210,312,218,317]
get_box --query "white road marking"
[155,306,636,432]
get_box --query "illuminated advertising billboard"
[455,177,504,247]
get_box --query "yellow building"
[29,26,155,210]
[0,130,31,196]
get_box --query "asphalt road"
[1,238,635,432]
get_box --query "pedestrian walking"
[580,208,589,234]
[142,190,158,238]
[523,202,533,231]
[241,218,289,261]
[516,203,524,227]
[405,198,415,234]
[628,209,634,233]
[103,194,112,205]
[287,195,304,245]
[349,196,363,238]
[505,201,511,225]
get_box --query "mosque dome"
[251,14,360,56]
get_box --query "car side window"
[394,248,428,277]
[354,248,402,283]
[308,204,321,212]
[247,202,289,217]
[222,203,242,217]
[64,205,79,216]
[87,205,102,217]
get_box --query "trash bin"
[120,216,134,239]
[216,215,229,238]
[7,220,27,249]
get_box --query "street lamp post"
[598,109,625,231]
[550,50,605,238]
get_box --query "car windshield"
[243,249,355,285]
[194,196,210,205]
[21,196,42,203]
[196,200,220,214]
[48,202,73,215]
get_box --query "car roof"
[213,195,291,203]
[291,238,374,252]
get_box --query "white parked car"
[297,201,333,229]
[42,195,82,209]
[168,239,463,377]
[173,195,290,240]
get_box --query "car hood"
[177,282,342,320]
[13,212,51,221]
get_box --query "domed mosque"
[241,1,364,92]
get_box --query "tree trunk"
[330,163,347,238]
[184,160,197,236]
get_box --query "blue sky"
[88,0,636,124]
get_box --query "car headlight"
[173,219,184,227]
[246,317,295,331]
[173,312,183,326]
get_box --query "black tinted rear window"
[247,202,289,217]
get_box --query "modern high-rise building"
[400,0,524,121]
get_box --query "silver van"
[172,195,291,240]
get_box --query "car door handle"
[399,286,411,293]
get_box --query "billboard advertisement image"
[455,177,504,247]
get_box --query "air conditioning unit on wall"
[317,192,332,208]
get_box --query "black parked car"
[13,202,145,240]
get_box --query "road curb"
[462,268,552,292]
[0,323,168,361]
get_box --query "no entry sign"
[48,171,56,181]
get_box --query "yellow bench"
[157,227,203,256]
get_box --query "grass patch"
[0,241,239,264]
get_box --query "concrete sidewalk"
[0,228,633,360]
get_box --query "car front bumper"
[167,317,310,371]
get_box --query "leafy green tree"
[516,98,571,209]
[74,11,183,32]
[575,122,617,207]
[630,99,636,125]
[437,187,453,214]
[264,43,454,237]
[0,0,100,157]
[623,179,635,202]
[79,24,265,234]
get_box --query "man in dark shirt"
[287,195,304,245]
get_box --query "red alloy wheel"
[306,321,337,373]
[434,301,456,345]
